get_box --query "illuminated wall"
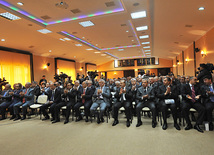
[57,60,76,81]
[0,50,31,87]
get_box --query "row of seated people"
[0,75,214,133]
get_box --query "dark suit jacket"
[136,86,155,102]
[157,84,178,100]
[45,88,61,104]
[32,85,41,97]
[197,69,212,84]
[78,87,93,103]
[181,83,201,103]
[115,86,133,103]
[201,83,214,103]
[12,89,22,103]
[0,89,12,102]
[130,84,140,102]
[61,88,77,103]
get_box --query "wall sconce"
[43,63,50,69]
[173,65,177,67]
[185,59,189,63]
[177,60,180,65]
[135,69,138,72]
[80,67,83,71]
[114,72,117,75]
[201,51,206,57]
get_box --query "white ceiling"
[0,0,213,65]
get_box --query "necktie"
[22,90,28,103]
[82,88,86,103]
[50,90,54,101]
[191,85,196,103]
[144,88,147,93]
[209,85,214,102]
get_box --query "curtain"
[0,50,31,87]
[57,60,76,81]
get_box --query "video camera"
[54,72,68,83]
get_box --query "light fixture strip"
[59,31,101,50]
[0,0,124,26]
[104,52,119,59]
[128,20,141,46]
[0,0,47,26]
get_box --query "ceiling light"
[118,49,124,51]
[142,42,150,44]
[144,50,151,52]
[94,52,101,53]
[131,11,146,19]
[139,35,149,39]
[17,2,24,6]
[86,48,93,50]
[145,53,151,55]
[79,21,94,27]
[101,54,107,56]
[132,40,134,41]
[1,39,5,41]
[37,29,52,34]
[63,38,71,41]
[49,50,52,53]
[59,38,65,41]
[143,46,150,49]
[126,31,129,32]
[198,7,205,11]
[0,12,21,20]
[82,37,85,39]
[136,26,148,31]
[75,44,82,46]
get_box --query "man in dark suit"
[90,79,111,124]
[87,80,96,94]
[64,83,77,124]
[8,83,22,119]
[112,80,133,127]
[74,81,93,122]
[52,83,77,124]
[0,84,12,120]
[40,83,61,121]
[136,79,157,128]
[13,82,34,121]
[130,78,140,116]
[201,76,214,131]
[157,77,180,130]
[181,76,205,133]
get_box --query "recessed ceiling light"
[75,44,82,46]
[79,21,94,27]
[198,7,205,11]
[126,30,129,32]
[118,49,124,51]
[63,38,71,41]
[82,37,85,39]
[139,35,149,39]
[101,54,106,56]
[136,26,148,31]
[49,50,52,53]
[145,53,151,55]
[143,46,150,49]
[94,52,101,53]
[96,44,98,46]
[0,12,21,20]
[132,40,134,41]
[1,39,5,42]
[86,48,93,50]
[144,50,151,52]
[37,29,52,34]
[59,38,65,41]
[131,11,146,19]
[17,2,24,6]
[142,42,150,44]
